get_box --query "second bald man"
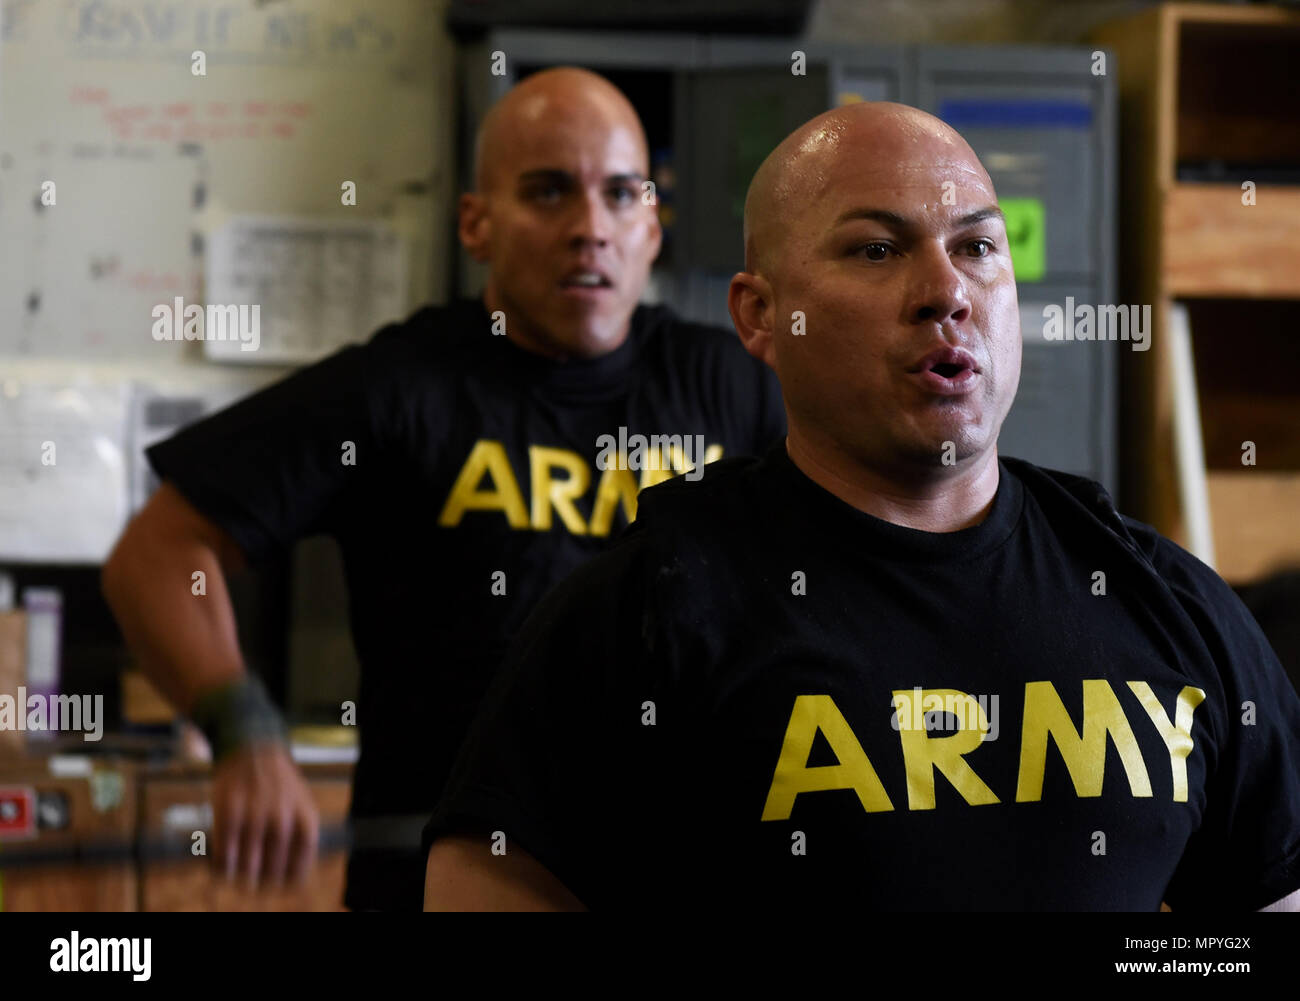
[102,68,784,910]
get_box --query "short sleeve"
[1146,533,1300,910]
[145,341,377,564]
[422,531,670,908]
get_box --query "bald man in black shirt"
[423,102,1300,912]
[102,68,783,911]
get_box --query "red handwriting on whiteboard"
[89,96,311,142]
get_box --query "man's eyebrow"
[517,168,574,186]
[955,206,1005,227]
[831,205,1006,229]
[833,208,911,229]
[516,169,646,185]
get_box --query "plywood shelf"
[1207,472,1300,584]
[1164,184,1300,298]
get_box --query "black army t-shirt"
[424,443,1300,911]
[146,298,785,910]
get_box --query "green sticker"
[999,197,1046,282]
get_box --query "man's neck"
[478,289,630,363]
[784,430,1000,533]
[480,289,566,361]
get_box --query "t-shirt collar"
[463,297,644,400]
[765,441,1023,562]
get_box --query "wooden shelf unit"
[1091,3,1300,584]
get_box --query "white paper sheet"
[204,215,408,365]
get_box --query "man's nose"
[568,189,613,246]
[907,245,972,327]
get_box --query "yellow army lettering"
[761,681,1206,820]
[437,439,725,537]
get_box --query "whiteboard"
[0,0,452,360]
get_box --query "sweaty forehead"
[806,113,992,196]
[810,155,996,212]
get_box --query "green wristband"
[189,675,289,762]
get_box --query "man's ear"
[728,271,777,371]
[458,192,491,263]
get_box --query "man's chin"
[886,418,990,468]
[523,324,625,362]
[548,311,633,359]
[570,327,630,360]
[929,427,991,466]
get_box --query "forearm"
[102,522,247,715]
[425,835,586,912]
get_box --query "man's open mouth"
[560,271,613,289]
[908,347,981,395]
[911,346,981,377]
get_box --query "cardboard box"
[0,611,27,758]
